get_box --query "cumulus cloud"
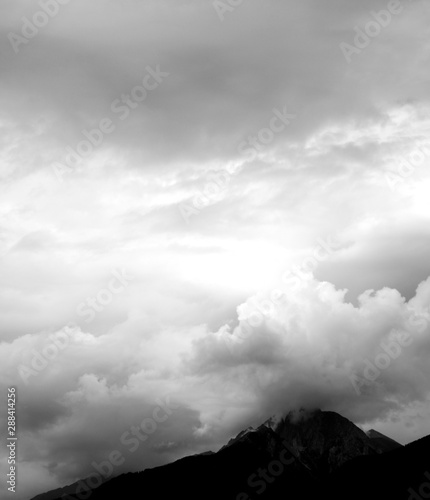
[186,276,430,428]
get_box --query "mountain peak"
[366,429,390,439]
[221,408,379,475]
[271,409,378,473]
[285,407,322,424]
[262,412,284,430]
[32,408,421,500]
[366,428,403,453]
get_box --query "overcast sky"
[1,1,430,499]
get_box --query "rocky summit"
[31,409,429,500]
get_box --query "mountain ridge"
[30,408,429,500]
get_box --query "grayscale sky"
[1,1,430,499]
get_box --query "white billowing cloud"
[182,275,430,445]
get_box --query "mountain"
[30,478,107,500]
[327,434,430,500]
[366,428,403,453]
[31,409,429,500]
[269,408,380,474]
[40,424,317,500]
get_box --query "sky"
[1,0,430,498]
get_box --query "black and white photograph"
[1,1,430,499]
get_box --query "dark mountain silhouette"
[271,408,380,474]
[366,428,403,453]
[31,409,429,500]
[326,433,430,500]
[30,478,108,500]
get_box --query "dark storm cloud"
[0,0,427,172]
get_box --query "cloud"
[0,0,428,173]
[1,0,430,498]
[185,274,430,432]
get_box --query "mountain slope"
[271,408,379,474]
[31,409,428,500]
[326,434,430,500]
[30,478,108,500]
[366,428,403,453]
[45,425,317,500]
